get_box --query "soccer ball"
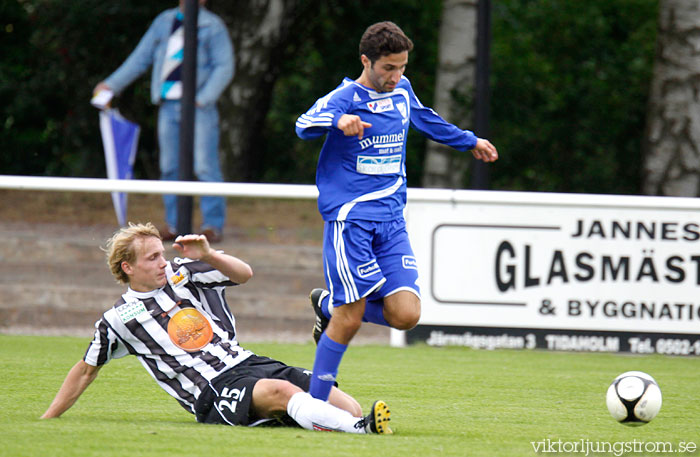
[606,371,662,425]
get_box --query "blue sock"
[309,333,347,401]
[362,294,389,326]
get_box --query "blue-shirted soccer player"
[295,22,499,407]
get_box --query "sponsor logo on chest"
[117,300,148,323]
[356,154,402,175]
[366,98,394,114]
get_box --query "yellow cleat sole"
[373,400,393,435]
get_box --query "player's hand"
[173,234,214,260]
[337,114,372,139]
[471,138,499,163]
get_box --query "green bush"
[1,0,170,178]
[490,0,658,194]
[2,0,658,195]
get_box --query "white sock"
[286,392,365,433]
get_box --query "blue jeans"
[158,100,226,232]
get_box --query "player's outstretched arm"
[41,360,101,419]
[173,234,254,284]
[471,138,499,163]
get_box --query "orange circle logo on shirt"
[167,308,213,352]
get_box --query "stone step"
[0,262,325,296]
[0,225,324,270]
[0,221,390,343]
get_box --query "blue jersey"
[296,76,478,222]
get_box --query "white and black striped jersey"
[83,257,254,414]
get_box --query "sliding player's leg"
[251,379,391,434]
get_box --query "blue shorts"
[322,218,420,307]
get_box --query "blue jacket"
[105,7,234,107]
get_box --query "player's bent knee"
[252,379,302,418]
[389,306,421,330]
[270,380,302,402]
[392,312,420,330]
[384,291,421,330]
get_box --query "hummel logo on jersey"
[367,98,394,113]
[353,92,361,102]
[357,259,380,278]
[358,130,405,150]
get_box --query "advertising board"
[402,190,700,355]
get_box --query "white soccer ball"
[606,371,662,425]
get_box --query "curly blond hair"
[104,222,162,284]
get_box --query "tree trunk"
[214,0,303,182]
[642,0,700,196]
[422,0,478,188]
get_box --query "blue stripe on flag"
[99,110,140,226]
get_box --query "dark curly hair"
[359,21,414,63]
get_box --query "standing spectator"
[94,0,232,242]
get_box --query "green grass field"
[2,334,698,457]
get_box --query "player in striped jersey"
[41,223,392,434]
[296,22,498,402]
